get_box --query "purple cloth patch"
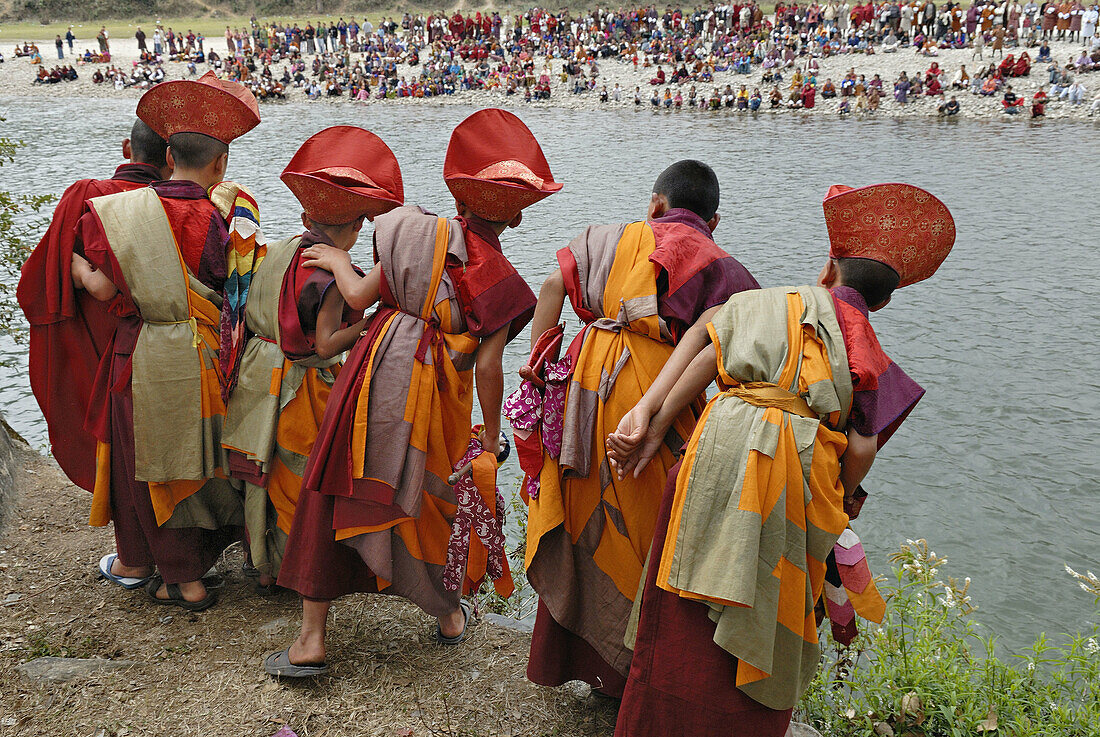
[838,560,872,594]
[833,542,867,567]
[828,598,856,626]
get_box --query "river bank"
[0,439,617,736]
[4,35,1099,121]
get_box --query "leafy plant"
[798,539,1100,736]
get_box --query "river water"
[1,98,1097,648]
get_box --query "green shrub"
[798,539,1100,736]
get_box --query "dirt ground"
[0,442,618,737]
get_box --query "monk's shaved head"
[168,132,229,170]
[129,120,168,168]
[836,257,900,308]
[652,160,720,222]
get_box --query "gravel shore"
[4,35,1099,121]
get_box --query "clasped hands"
[605,402,669,481]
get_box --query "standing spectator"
[153,26,164,55]
[96,27,109,54]
[1084,4,1099,46]
[65,27,75,52]
[136,27,147,53]
[226,26,234,53]
[55,35,63,60]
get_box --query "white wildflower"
[1085,638,1099,655]
[1027,662,1035,673]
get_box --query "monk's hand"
[607,405,655,480]
[301,244,351,272]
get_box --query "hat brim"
[282,172,403,225]
[445,176,561,222]
[137,80,260,144]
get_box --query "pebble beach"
[3,34,1100,121]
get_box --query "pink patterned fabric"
[443,437,507,592]
[504,382,542,431]
[541,355,571,459]
[503,354,573,499]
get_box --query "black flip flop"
[144,575,218,612]
[435,599,473,645]
[263,648,329,677]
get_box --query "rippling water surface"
[2,98,1098,647]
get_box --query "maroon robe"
[278,213,535,602]
[527,209,759,698]
[76,180,242,584]
[17,163,158,491]
[615,286,923,736]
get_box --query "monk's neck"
[171,170,219,192]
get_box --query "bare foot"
[288,633,326,666]
[437,606,467,640]
[153,579,208,603]
[111,558,153,579]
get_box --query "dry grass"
[0,443,617,737]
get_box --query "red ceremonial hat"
[444,108,561,223]
[137,70,260,144]
[280,126,404,225]
[823,183,955,288]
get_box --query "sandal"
[263,647,328,678]
[97,553,153,590]
[144,575,218,612]
[434,599,473,645]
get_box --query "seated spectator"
[1031,89,1048,117]
[1002,85,1024,112]
[939,95,961,115]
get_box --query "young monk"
[222,126,404,591]
[606,183,955,736]
[517,160,759,698]
[266,109,560,678]
[71,71,264,611]
[18,120,169,511]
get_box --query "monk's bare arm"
[608,304,723,462]
[314,287,367,360]
[301,246,381,312]
[475,325,509,454]
[529,267,565,352]
[839,430,878,500]
[613,345,719,479]
[71,254,119,302]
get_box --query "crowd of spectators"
[11,2,1100,117]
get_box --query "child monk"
[70,72,263,612]
[266,109,560,678]
[517,160,759,697]
[222,126,404,591]
[607,183,955,736]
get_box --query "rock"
[4,593,23,606]
[0,414,25,538]
[785,723,824,737]
[16,656,134,684]
[482,613,534,634]
[260,618,289,635]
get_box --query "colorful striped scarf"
[209,182,266,399]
